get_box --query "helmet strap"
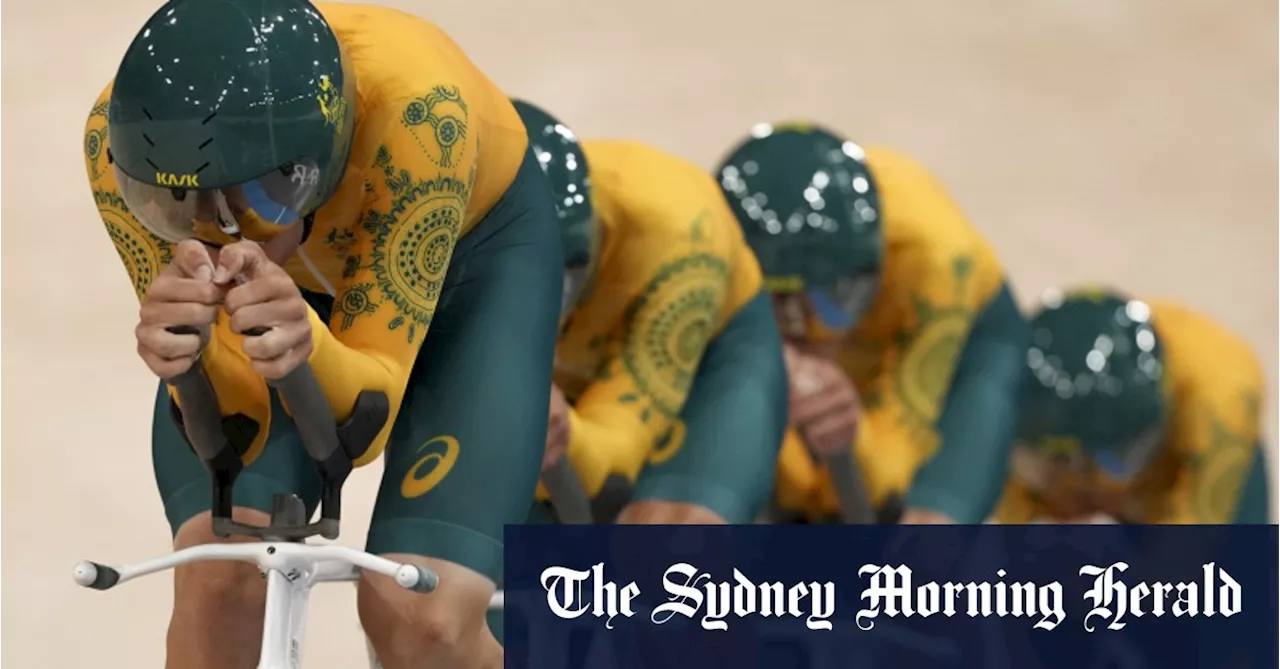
[213,191,242,238]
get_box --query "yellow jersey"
[775,147,1007,517]
[84,3,528,466]
[995,301,1266,524]
[552,140,764,496]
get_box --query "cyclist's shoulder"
[1150,299,1259,366]
[868,145,1001,300]
[1150,299,1263,400]
[322,3,524,204]
[321,3,505,119]
[586,139,738,249]
[863,145,952,203]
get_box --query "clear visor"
[772,274,880,338]
[114,159,323,244]
[805,274,880,332]
[1090,425,1164,481]
[1016,425,1164,486]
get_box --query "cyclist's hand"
[544,383,571,471]
[217,241,312,380]
[783,343,860,457]
[136,240,221,379]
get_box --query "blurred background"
[2,0,1275,665]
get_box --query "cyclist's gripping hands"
[135,241,219,379]
[783,342,860,458]
[217,241,312,379]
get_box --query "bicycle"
[73,352,436,669]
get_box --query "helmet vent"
[141,107,154,121]
[201,111,218,125]
[142,133,155,147]
[198,138,213,150]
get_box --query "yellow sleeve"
[1155,362,1264,524]
[775,428,820,513]
[83,89,168,304]
[84,86,275,462]
[824,254,985,512]
[859,147,1003,464]
[991,481,1043,524]
[566,233,734,495]
[306,87,476,465]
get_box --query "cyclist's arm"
[565,252,732,495]
[906,303,1025,524]
[83,88,276,460]
[303,92,478,465]
[775,428,821,514]
[861,292,998,521]
[990,480,1043,524]
[1154,377,1264,524]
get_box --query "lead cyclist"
[83,1,562,667]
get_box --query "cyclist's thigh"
[486,501,556,646]
[631,289,788,523]
[366,147,562,583]
[153,382,322,536]
[1230,443,1271,524]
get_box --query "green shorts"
[627,289,789,523]
[151,148,563,583]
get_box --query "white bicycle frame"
[73,354,552,669]
[75,541,437,669]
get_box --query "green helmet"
[108,0,356,244]
[1019,287,1168,479]
[510,99,597,316]
[716,123,883,332]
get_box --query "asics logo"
[400,435,460,499]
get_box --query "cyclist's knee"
[359,555,498,666]
[171,508,271,613]
[617,499,727,524]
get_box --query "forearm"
[303,308,405,463]
[907,338,1024,523]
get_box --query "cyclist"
[83,1,561,667]
[512,100,789,527]
[715,123,1029,525]
[995,287,1271,524]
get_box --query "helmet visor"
[114,159,323,244]
[1090,425,1164,481]
[805,273,880,332]
[1018,426,1163,485]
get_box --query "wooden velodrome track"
[2,0,1275,665]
